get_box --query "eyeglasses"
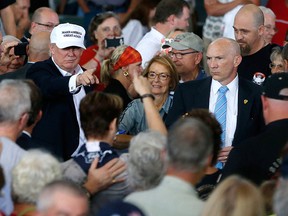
[168,51,198,59]
[269,63,284,70]
[264,25,278,33]
[35,22,58,30]
[147,72,170,81]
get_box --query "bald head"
[207,37,242,85]
[211,37,241,56]
[28,31,50,62]
[30,7,59,34]
[233,4,265,56]
[236,4,264,28]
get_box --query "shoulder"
[239,77,263,93]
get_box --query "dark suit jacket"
[165,76,264,147]
[26,58,94,161]
[0,63,33,82]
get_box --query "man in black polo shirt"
[222,72,288,185]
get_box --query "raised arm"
[132,73,167,135]
[205,0,260,16]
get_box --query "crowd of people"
[0,0,288,216]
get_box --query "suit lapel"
[193,77,211,109]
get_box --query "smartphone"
[104,37,124,48]
[14,42,28,56]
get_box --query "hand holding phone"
[14,42,28,56]
[104,37,124,48]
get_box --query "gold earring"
[123,71,129,77]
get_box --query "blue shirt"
[118,94,173,135]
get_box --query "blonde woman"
[102,45,143,109]
[118,55,178,135]
[202,175,265,216]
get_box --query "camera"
[104,37,124,48]
[14,42,28,56]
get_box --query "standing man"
[20,7,59,43]
[26,23,98,161]
[0,80,31,215]
[163,32,206,82]
[259,6,277,45]
[234,4,277,85]
[222,72,288,185]
[125,118,213,216]
[136,0,190,68]
[166,38,264,165]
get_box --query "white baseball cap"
[50,23,86,49]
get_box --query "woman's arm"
[132,74,167,135]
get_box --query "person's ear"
[234,55,242,67]
[284,59,288,71]
[195,52,203,65]
[258,24,265,37]
[109,118,117,132]
[19,112,29,131]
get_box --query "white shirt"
[136,27,165,68]
[52,57,87,156]
[209,75,239,147]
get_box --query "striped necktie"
[214,85,229,145]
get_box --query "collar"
[211,74,239,96]
[51,57,83,76]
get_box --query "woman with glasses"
[269,46,285,74]
[118,55,178,135]
[79,12,122,90]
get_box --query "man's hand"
[76,69,99,86]
[0,41,19,67]
[218,146,233,163]
[83,157,126,195]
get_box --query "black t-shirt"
[221,119,288,185]
[0,0,15,10]
[238,43,279,85]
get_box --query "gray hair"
[128,130,167,191]
[0,79,31,123]
[270,46,283,62]
[259,6,276,19]
[37,180,88,212]
[2,35,21,44]
[273,178,288,216]
[167,118,213,172]
[12,150,62,204]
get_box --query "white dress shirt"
[52,57,87,156]
[209,75,239,147]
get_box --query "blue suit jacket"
[165,76,264,147]
[26,58,94,161]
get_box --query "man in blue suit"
[26,23,98,161]
[166,37,264,165]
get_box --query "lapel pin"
[244,99,248,104]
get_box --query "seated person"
[61,91,130,215]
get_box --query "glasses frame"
[35,22,58,29]
[168,51,198,59]
[269,63,284,69]
[147,71,170,81]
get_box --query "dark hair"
[153,0,190,24]
[123,0,161,27]
[88,12,120,44]
[182,109,222,165]
[80,91,123,138]
[23,80,43,127]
